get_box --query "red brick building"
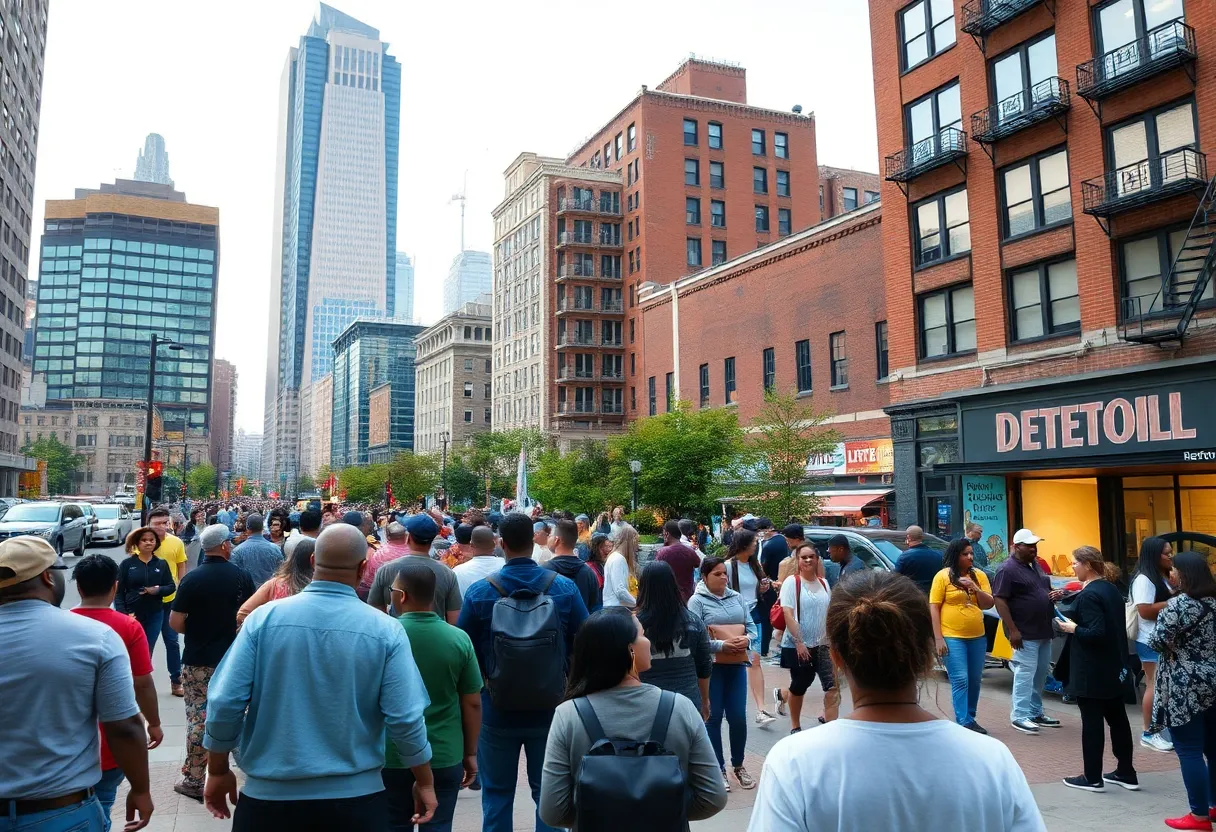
[869,0,1216,568]
[820,165,882,221]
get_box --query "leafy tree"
[458,428,545,506]
[315,464,335,495]
[295,474,316,495]
[607,402,743,520]
[388,452,439,508]
[185,463,218,500]
[733,389,840,524]
[441,455,481,508]
[530,439,621,516]
[338,464,391,504]
[22,436,83,495]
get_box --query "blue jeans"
[95,768,125,832]
[1171,707,1216,817]
[1010,638,1052,722]
[477,723,557,832]
[707,663,748,770]
[383,762,464,832]
[944,636,986,726]
[136,608,163,659]
[0,797,105,831]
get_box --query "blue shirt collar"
[301,580,359,597]
[502,556,539,569]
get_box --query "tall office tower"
[210,359,236,473]
[134,134,173,186]
[262,3,401,488]
[442,250,491,314]
[394,251,414,321]
[232,428,263,482]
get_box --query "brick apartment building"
[870,0,1216,569]
[639,201,896,524]
[820,165,882,221]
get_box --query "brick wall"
[819,165,882,221]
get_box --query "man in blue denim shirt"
[457,512,589,832]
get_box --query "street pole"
[140,334,161,525]
[629,459,641,514]
[440,431,449,507]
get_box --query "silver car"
[91,504,134,547]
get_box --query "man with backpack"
[457,512,590,832]
[543,519,602,614]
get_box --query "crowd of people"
[1,494,1215,832]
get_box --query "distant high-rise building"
[442,250,491,314]
[134,133,173,186]
[210,359,237,473]
[232,428,263,482]
[394,251,414,321]
[263,3,401,486]
[331,319,423,467]
[414,299,492,454]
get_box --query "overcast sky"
[33,0,878,433]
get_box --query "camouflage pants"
[180,665,214,789]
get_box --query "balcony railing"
[1082,149,1207,218]
[556,266,622,281]
[598,231,623,248]
[971,77,1070,144]
[557,231,594,246]
[1076,20,1197,102]
[599,338,624,348]
[884,127,968,183]
[556,369,626,382]
[555,402,626,417]
[601,403,625,415]
[961,0,1042,38]
[557,197,622,215]
[555,333,596,347]
[555,300,596,314]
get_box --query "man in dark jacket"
[543,519,601,613]
[894,525,942,595]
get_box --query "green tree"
[607,402,743,520]
[442,455,481,507]
[388,452,440,507]
[338,464,391,504]
[186,463,218,499]
[295,474,316,495]
[733,389,840,524]
[530,439,621,516]
[22,436,83,495]
[459,429,545,506]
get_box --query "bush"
[626,510,661,535]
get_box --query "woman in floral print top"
[1147,551,1216,830]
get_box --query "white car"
[91,504,134,547]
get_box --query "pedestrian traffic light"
[179,483,187,499]
[145,460,164,503]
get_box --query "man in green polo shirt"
[386,559,482,832]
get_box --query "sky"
[33,0,879,433]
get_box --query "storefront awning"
[810,489,893,514]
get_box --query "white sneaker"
[773,687,787,716]
[755,710,777,726]
[1141,732,1174,752]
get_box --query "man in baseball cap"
[366,513,462,623]
[0,536,154,828]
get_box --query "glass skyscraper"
[442,250,492,314]
[264,3,401,485]
[394,251,414,322]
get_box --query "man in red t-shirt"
[71,554,163,832]
[655,519,702,602]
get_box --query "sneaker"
[755,710,777,726]
[173,781,204,802]
[773,687,787,716]
[817,715,826,725]
[1062,775,1104,793]
[721,771,731,793]
[733,765,756,790]
[963,722,988,735]
[1142,732,1175,752]
[1164,815,1212,830]
[1032,714,1061,728]
[789,727,802,735]
[1011,718,1040,734]
[1102,771,1140,791]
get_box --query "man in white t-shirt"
[532,521,554,565]
[454,526,506,597]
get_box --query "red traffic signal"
[147,461,163,477]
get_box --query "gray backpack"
[484,571,566,711]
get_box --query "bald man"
[453,526,506,598]
[895,524,942,595]
[203,523,438,829]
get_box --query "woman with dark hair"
[235,537,316,627]
[688,556,759,792]
[636,561,712,716]
[182,507,206,566]
[725,529,777,726]
[1133,535,1176,753]
[772,543,834,734]
[1148,551,1216,830]
[930,537,994,733]
[587,533,611,589]
[749,571,1044,831]
[1055,547,1138,793]
[539,607,727,831]
[114,526,177,655]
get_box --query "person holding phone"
[930,538,994,733]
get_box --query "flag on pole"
[515,444,532,509]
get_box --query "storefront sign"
[961,475,1009,566]
[962,380,1215,464]
[806,439,894,475]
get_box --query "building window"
[775,132,789,159]
[484,383,492,398]
[708,122,723,150]
[1009,258,1081,341]
[711,239,727,265]
[830,331,848,387]
[900,0,956,71]
[795,339,812,393]
[1095,0,1185,65]
[615,132,623,159]
[683,118,698,146]
[686,197,701,225]
[905,81,961,159]
[724,357,736,404]
[665,372,674,411]
[686,238,702,267]
[699,363,710,407]
[843,188,858,211]
[776,170,790,197]
[710,161,724,189]
[1121,226,1215,317]
[864,189,880,204]
[755,205,770,232]
[778,208,792,236]
[1107,99,1197,196]
[648,376,656,416]
[1001,148,1071,238]
[875,321,889,380]
[464,410,473,423]
[991,32,1056,128]
[753,167,768,194]
[684,158,700,186]
[919,283,977,358]
[463,382,473,398]
[627,123,636,152]
[762,347,775,392]
[464,359,473,371]
[751,129,766,156]
[710,199,726,227]
[913,187,970,266]
[485,359,492,372]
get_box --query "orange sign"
[843,439,894,475]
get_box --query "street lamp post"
[440,430,450,509]
[629,459,642,513]
[141,333,182,524]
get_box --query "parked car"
[800,525,949,573]
[91,504,134,548]
[0,501,91,556]
[80,503,99,546]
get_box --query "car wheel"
[53,536,63,557]
[73,532,85,557]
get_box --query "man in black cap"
[367,514,462,623]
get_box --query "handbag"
[770,576,800,630]
[708,623,748,664]
[1125,598,1140,641]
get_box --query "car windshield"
[94,506,121,519]
[3,504,59,523]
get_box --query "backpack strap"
[649,690,676,746]
[485,574,509,598]
[538,570,558,593]
[729,560,740,593]
[573,697,607,744]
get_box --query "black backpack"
[572,690,687,832]
[483,571,566,711]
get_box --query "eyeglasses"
[389,587,405,597]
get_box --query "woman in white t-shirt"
[602,523,640,608]
[772,542,835,733]
[749,570,1046,832]
[1131,536,1176,753]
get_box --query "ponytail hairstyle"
[943,537,972,589]
[825,571,936,692]
[1073,545,1121,583]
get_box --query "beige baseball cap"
[0,535,59,589]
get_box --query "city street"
[65,550,1187,832]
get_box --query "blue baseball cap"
[404,513,439,545]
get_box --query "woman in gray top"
[636,561,712,716]
[539,607,727,831]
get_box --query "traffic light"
[179,483,188,499]
[145,460,164,503]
